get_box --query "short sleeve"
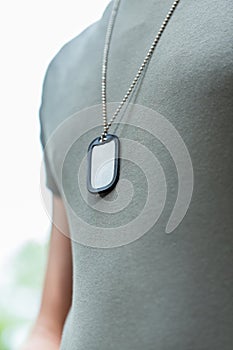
[39,65,61,197]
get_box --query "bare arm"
[21,195,73,349]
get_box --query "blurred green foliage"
[0,240,47,350]
[12,241,47,289]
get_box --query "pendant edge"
[87,134,120,194]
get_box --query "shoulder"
[39,1,113,131]
[42,1,113,93]
[42,23,97,97]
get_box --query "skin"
[21,195,73,349]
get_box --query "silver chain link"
[101,0,180,141]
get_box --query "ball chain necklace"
[87,0,180,194]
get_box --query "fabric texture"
[39,0,233,349]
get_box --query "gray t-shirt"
[39,0,233,349]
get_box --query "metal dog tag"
[87,134,120,194]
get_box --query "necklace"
[87,0,180,194]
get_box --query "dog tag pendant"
[87,134,120,194]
